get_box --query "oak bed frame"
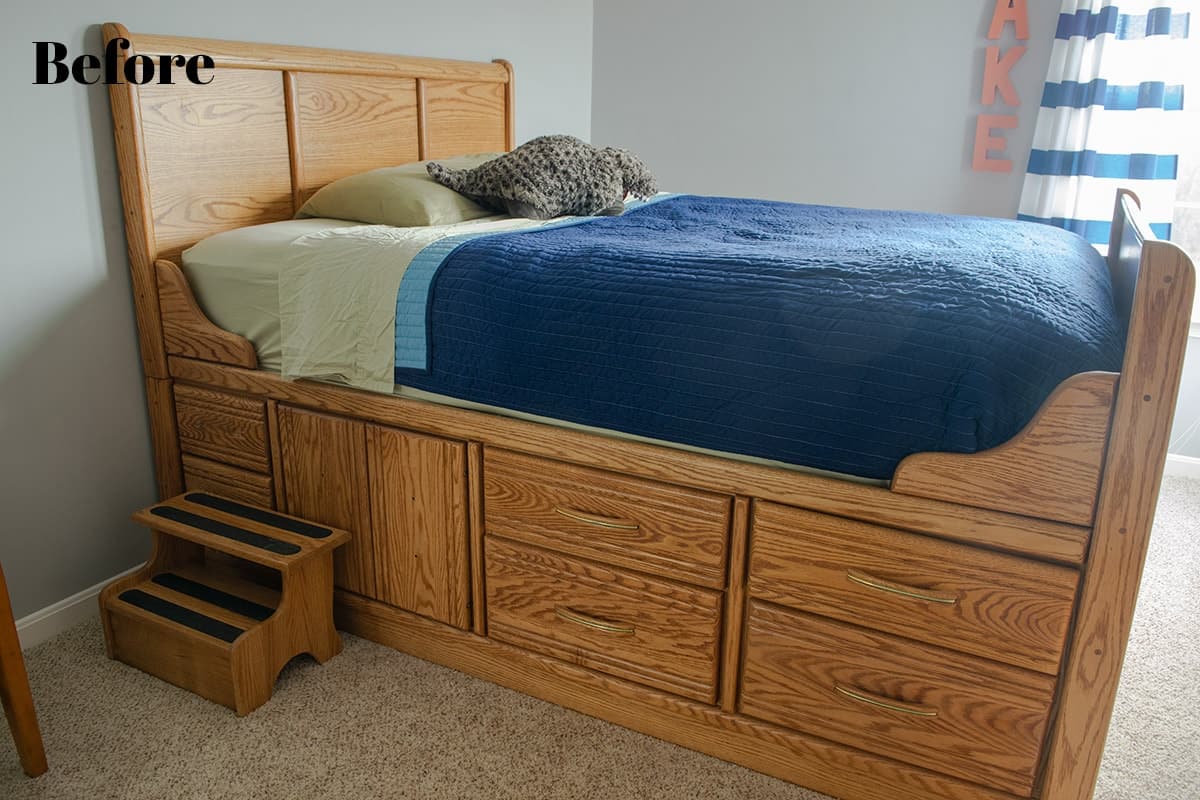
[102,23,1194,800]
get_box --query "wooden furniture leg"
[0,563,48,777]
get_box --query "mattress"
[183,198,1124,480]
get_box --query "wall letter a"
[988,0,1029,40]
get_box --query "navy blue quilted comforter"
[395,195,1124,479]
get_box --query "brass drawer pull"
[834,683,939,718]
[555,606,635,635]
[554,506,640,531]
[846,569,958,605]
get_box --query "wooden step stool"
[99,492,349,715]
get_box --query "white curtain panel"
[1017,0,1191,246]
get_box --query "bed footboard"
[892,371,1117,526]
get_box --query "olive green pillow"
[296,153,502,227]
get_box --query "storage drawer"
[174,385,270,473]
[739,601,1054,796]
[182,455,275,508]
[484,448,730,588]
[749,503,1078,674]
[485,537,722,703]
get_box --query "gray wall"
[1,1,593,619]
[592,0,1059,218]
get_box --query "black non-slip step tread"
[183,492,332,539]
[152,573,275,622]
[149,506,302,556]
[117,589,245,643]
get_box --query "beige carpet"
[2,476,1197,800]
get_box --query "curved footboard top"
[894,190,1194,529]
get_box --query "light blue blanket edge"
[393,195,677,371]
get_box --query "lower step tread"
[117,588,245,643]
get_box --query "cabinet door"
[277,406,376,597]
[366,424,469,629]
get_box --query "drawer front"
[485,537,722,703]
[174,385,270,473]
[182,455,275,508]
[740,601,1054,796]
[749,503,1078,674]
[484,448,730,588]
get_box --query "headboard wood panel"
[423,80,508,158]
[138,68,294,262]
[288,73,421,207]
[102,22,515,380]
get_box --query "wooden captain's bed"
[101,23,1194,800]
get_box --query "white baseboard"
[15,565,141,650]
[1165,454,1200,479]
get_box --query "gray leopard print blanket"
[427,134,657,220]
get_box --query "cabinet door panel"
[277,406,376,597]
[367,425,469,628]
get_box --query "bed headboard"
[103,22,514,379]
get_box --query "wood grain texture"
[422,79,507,159]
[106,600,238,708]
[181,455,275,508]
[124,29,511,82]
[415,78,429,159]
[131,493,348,569]
[338,591,1016,800]
[467,442,487,635]
[1040,225,1196,797]
[892,372,1117,526]
[719,497,750,714]
[145,376,184,499]
[0,562,48,777]
[366,425,469,629]
[137,68,293,261]
[104,22,169,379]
[174,384,270,473]
[168,358,1091,565]
[740,602,1054,796]
[266,400,288,510]
[291,72,420,205]
[277,406,376,597]
[283,72,304,213]
[157,260,258,368]
[486,538,723,704]
[493,59,515,150]
[227,550,343,715]
[484,448,731,588]
[750,503,1078,675]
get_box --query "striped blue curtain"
[1018,1,1191,246]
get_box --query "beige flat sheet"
[182,218,357,372]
